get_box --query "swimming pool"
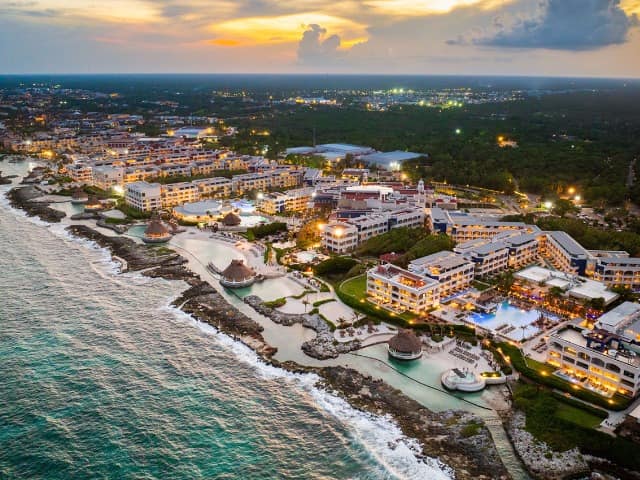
[468,301,549,341]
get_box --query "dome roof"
[174,200,222,216]
[221,259,255,282]
[388,329,422,353]
[221,212,241,226]
[144,218,171,237]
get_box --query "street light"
[544,201,553,210]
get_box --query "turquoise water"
[0,163,451,480]
[468,301,542,340]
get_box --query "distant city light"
[455,128,461,135]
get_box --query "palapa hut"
[83,195,103,211]
[221,212,241,227]
[387,329,423,360]
[71,187,88,204]
[220,259,256,288]
[142,218,172,244]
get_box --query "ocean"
[0,162,451,480]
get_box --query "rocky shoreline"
[7,185,66,223]
[8,186,511,480]
[505,411,589,479]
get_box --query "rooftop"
[546,230,590,258]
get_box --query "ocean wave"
[2,181,454,480]
[163,303,454,480]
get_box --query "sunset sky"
[1,0,639,77]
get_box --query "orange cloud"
[207,38,242,47]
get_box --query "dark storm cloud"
[297,24,342,64]
[459,0,638,50]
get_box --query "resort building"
[504,232,540,269]
[257,187,314,215]
[231,172,272,195]
[386,208,426,230]
[160,182,200,208]
[594,302,640,338]
[92,165,124,190]
[540,231,593,276]
[192,177,232,199]
[348,215,390,243]
[67,164,93,183]
[547,326,640,397]
[408,251,474,298]
[454,239,510,278]
[367,263,440,313]
[515,266,619,306]
[125,181,162,212]
[428,208,538,242]
[592,254,640,290]
[321,222,359,253]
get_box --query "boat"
[219,259,256,288]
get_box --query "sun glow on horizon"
[211,13,368,46]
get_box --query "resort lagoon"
[468,301,553,341]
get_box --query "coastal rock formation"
[65,224,276,359]
[174,281,276,359]
[319,366,510,480]
[0,171,15,185]
[60,225,510,479]
[506,411,589,479]
[66,224,184,271]
[7,186,66,223]
[244,295,361,359]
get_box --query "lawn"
[555,403,603,429]
[339,275,367,300]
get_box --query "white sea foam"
[163,303,454,480]
[2,184,454,480]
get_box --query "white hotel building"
[547,303,640,398]
[367,263,440,313]
[408,251,475,298]
[454,239,510,278]
[322,222,359,254]
[429,208,537,243]
[125,181,162,212]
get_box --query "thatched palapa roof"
[85,195,102,209]
[221,259,255,282]
[72,187,88,200]
[388,329,422,354]
[221,212,241,226]
[144,218,171,238]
